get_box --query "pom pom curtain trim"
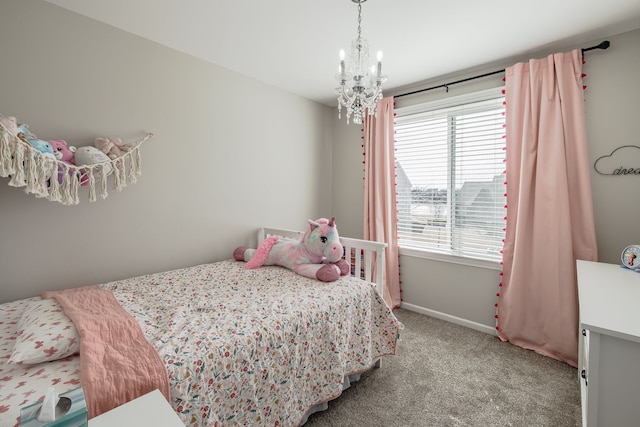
[0,121,152,205]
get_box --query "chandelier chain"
[357,3,362,41]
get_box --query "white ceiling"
[44,0,640,107]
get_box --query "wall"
[331,118,364,238]
[0,0,334,303]
[332,28,640,333]
[585,30,640,264]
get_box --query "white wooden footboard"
[258,227,387,299]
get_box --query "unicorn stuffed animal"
[233,217,350,282]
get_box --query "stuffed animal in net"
[49,139,76,164]
[233,217,350,282]
[94,136,132,160]
[17,123,55,159]
[48,139,89,185]
[74,146,112,175]
[0,115,19,137]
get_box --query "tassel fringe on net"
[0,121,152,205]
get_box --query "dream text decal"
[594,145,640,176]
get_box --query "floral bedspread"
[1,259,399,427]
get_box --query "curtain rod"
[394,40,611,99]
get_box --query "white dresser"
[576,260,640,427]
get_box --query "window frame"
[394,87,505,271]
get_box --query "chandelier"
[335,0,386,125]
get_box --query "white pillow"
[8,298,80,364]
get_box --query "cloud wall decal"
[594,145,640,175]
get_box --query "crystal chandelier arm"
[361,86,383,104]
[337,87,357,108]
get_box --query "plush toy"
[49,139,76,163]
[94,137,132,160]
[0,115,19,137]
[233,217,350,282]
[48,139,88,185]
[74,145,112,175]
[17,124,55,159]
[16,123,34,139]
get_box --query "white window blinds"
[395,90,506,262]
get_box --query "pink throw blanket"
[41,287,170,418]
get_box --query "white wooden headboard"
[258,227,387,299]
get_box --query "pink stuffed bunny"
[94,137,132,160]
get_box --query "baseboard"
[399,302,498,336]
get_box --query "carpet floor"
[304,308,581,427]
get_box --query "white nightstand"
[89,389,184,427]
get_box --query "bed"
[0,227,399,427]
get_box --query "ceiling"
[44,0,640,107]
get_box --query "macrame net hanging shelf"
[0,120,153,205]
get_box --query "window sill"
[398,246,502,271]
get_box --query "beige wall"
[0,0,334,303]
[333,28,640,332]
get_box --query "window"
[395,89,506,263]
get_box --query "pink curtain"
[363,97,401,308]
[496,50,598,367]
